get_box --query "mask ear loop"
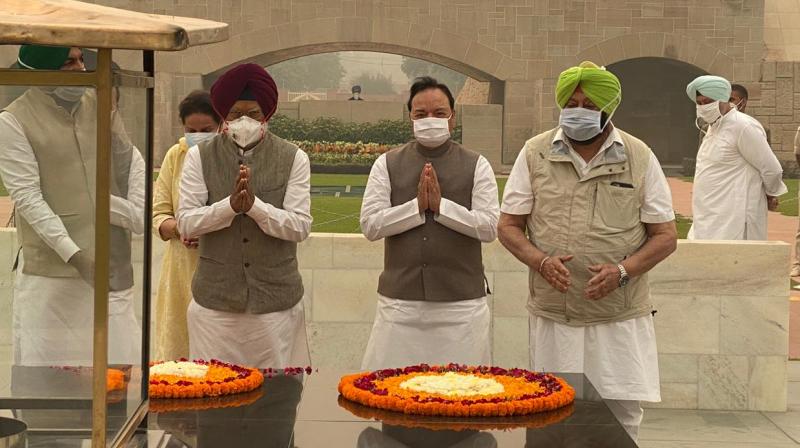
[695,117,708,135]
[597,91,621,132]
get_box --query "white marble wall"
[0,231,790,411]
[294,236,792,412]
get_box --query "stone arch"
[576,32,732,80]
[200,42,506,104]
[606,57,708,169]
[163,17,528,165]
[173,17,524,103]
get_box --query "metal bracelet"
[538,256,551,273]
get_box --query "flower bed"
[293,140,390,166]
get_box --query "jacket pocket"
[530,270,565,313]
[593,181,640,231]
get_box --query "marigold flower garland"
[338,364,575,417]
[149,359,263,399]
[337,395,574,431]
[149,388,264,413]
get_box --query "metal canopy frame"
[0,50,153,447]
[0,2,228,446]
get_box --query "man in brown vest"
[497,62,677,441]
[0,45,144,366]
[359,76,500,370]
[177,64,311,369]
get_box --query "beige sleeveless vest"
[4,88,96,278]
[524,128,653,326]
[4,88,135,290]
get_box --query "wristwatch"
[617,264,630,287]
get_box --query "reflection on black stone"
[525,424,633,448]
[357,425,497,448]
[155,374,303,448]
[8,366,130,438]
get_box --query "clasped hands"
[417,162,442,214]
[538,255,622,300]
[230,164,255,214]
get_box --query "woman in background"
[153,90,220,360]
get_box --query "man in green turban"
[686,74,786,241]
[0,44,144,367]
[497,61,678,441]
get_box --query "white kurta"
[359,150,500,371]
[0,110,145,366]
[501,127,674,402]
[689,108,787,240]
[176,141,312,369]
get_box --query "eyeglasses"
[227,109,264,121]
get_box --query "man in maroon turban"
[176,63,312,369]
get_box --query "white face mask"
[51,86,86,103]
[413,116,451,148]
[185,132,216,148]
[559,107,608,142]
[225,116,265,148]
[558,92,618,142]
[696,101,722,125]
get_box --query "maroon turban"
[210,63,279,121]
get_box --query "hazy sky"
[339,51,410,91]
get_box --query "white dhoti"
[529,314,660,441]
[361,296,491,371]
[13,255,142,366]
[187,299,310,369]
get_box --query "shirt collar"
[551,127,627,165]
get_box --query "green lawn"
[310,174,369,187]
[778,179,798,217]
[0,173,790,237]
[676,214,692,239]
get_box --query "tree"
[348,73,397,95]
[400,57,467,95]
[267,53,345,92]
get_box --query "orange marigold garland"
[149,388,264,413]
[107,368,126,393]
[337,395,574,432]
[149,359,264,399]
[338,364,575,418]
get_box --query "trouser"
[605,399,644,441]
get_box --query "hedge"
[292,140,388,166]
[270,114,462,145]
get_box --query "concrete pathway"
[638,361,800,447]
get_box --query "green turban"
[17,45,71,70]
[556,61,622,113]
[686,75,731,102]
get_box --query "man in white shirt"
[687,75,787,240]
[359,76,500,370]
[497,62,677,441]
[0,45,144,366]
[177,63,311,369]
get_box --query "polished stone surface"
[1,362,799,447]
[146,370,638,448]
[0,366,631,447]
